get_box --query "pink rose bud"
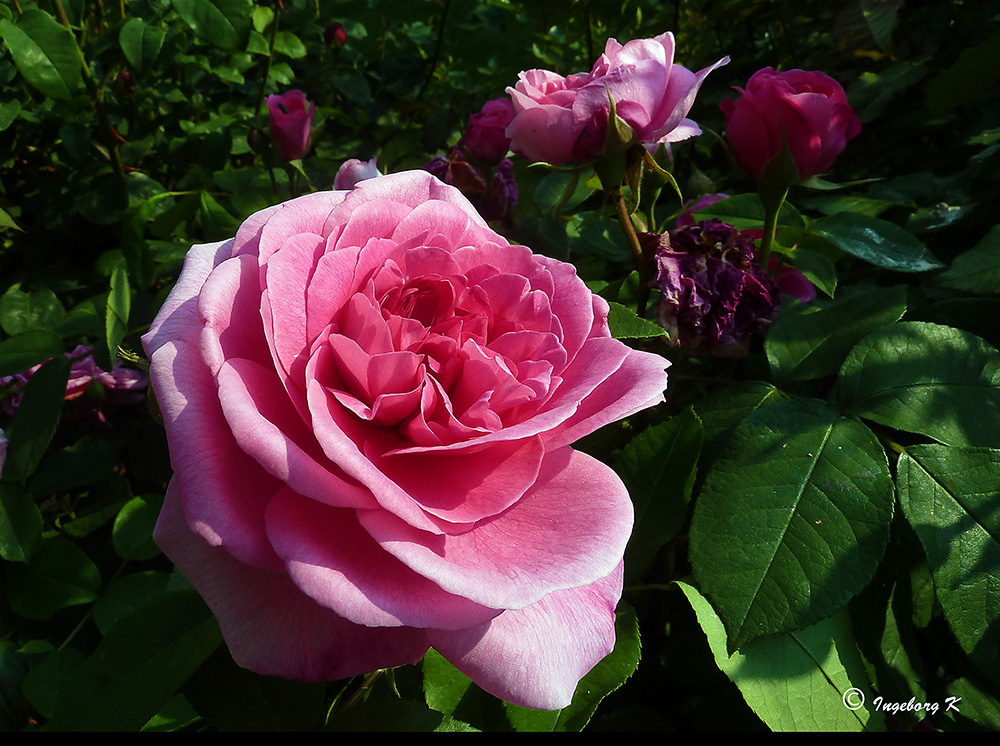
[142,170,669,711]
[324,22,347,47]
[719,67,862,182]
[333,157,382,190]
[506,32,728,166]
[458,98,516,166]
[266,89,315,162]
[651,219,782,358]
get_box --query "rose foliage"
[142,170,669,710]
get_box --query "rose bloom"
[506,32,727,165]
[650,219,782,358]
[719,67,862,182]
[458,98,517,166]
[143,171,669,709]
[266,90,315,162]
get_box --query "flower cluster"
[505,32,728,165]
[650,219,782,358]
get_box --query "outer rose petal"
[429,562,624,710]
[155,481,430,680]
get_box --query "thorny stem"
[613,189,653,318]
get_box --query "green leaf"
[47,590,223,731]
[2,356,71,482]
[0,283,66,335]
[112,494,164,561]
[171,0,252,50]
[897,445,1000,686]
[931,224,1000,294]
[0,9,81,101]
[835,322,1000,448]
[106,261,131,370]
[606,301,665,339]
[7,535,102,621]
[273,30,307,59]
[0,330,64,376]
[694,192,806,229]
[183,645,325,731]
[119,17,165,72]
[424,648,474,717]
[692,380,790,471]
[765,286,907,383]
[0,483,43,562]
[689,398,894,652]
[810,212,943,272]
[678,582,881,732]
[28,435,122,495]
[552,602,641,732]
[21,646,85,718]
[617,409,702,579]
[782,247,837,298]
[94,571,172,635]
[329,697,445,732]
[926,27,1000,113]
[0,205,22,230]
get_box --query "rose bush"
[719,67,862,182]
[266,89,315,162]
[143,170,669,710]
[505,32,727,165]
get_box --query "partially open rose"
[143,171,669,709]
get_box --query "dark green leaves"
[0,9,81,100]
[931,224,1000,294]
[119,18,165,72]
[836,322,1000,448]
[765,286,907,382]
[171,0,252,51]
[810,212,943,272]
[898,446,1000,686]
[690,398,894,651]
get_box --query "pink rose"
[719,67,862,182]
[266,90,315,161]
[143,171,669,709]
[458,98,517,165]
[506,32,727,165]
[333,157,382,190]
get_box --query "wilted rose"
[458,98,517,166]
[266,90,315,162]
[650,219,781,357]
[719,67,862,182]
[143,170,669,709]
[506,32,727,165]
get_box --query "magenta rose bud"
[333,157,382,190]
[720,67,862,182]
[142,170,669,710]
[458,98,517,166]
[266,89,315,162]
[324,22,347,47]
[506,32,727,166]
[652,219,781,358]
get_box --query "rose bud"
[719,67,862,183]
[334,157,382,190]
[458,98,516,166]
[505,32,727,166]
[142,170,669,710]
[324,22,347,47]
[266,89,315,162]
[650,219,782,358]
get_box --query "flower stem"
[757,183,788,269]
[613,189,653,318]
